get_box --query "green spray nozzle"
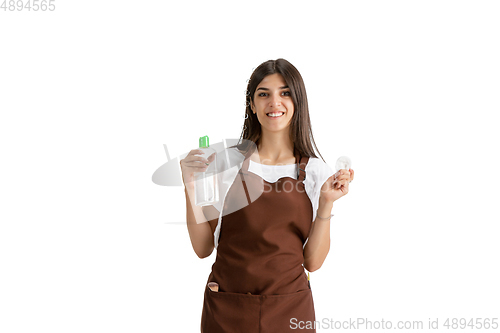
[199,135,210,148]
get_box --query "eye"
[257,91,291,97]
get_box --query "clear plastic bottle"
[194,135,219,206]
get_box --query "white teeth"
[267,112,284,117]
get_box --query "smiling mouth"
[266,112,285,118]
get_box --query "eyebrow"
[256,85,289,91]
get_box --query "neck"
[255,130,294,164]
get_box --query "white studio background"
[1,1,499,332]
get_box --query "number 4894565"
[1,0,56,11]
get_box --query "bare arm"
[180,149,218,258]
[303,199,333,272]
[184,187,212,258]
[303,168,354,271]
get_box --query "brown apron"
[201,146,316,333]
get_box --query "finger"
[342,185,349,194]
[336,174,350,182]
[334,172,343,181]
[186,160,209,168]
[336,181,346,192]
[338,170,349,179]
[189,149,203,155]
[188,155,210,163]
[207,152,216,162]
[189,166,209,170]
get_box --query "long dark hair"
[230,58,325,163]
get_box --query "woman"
[180,58,354,332]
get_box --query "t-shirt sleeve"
[304,158,335,248]
[303,158,335,249]
[311,159,335,222]
[318,161,335,195]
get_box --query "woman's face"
[250,73,294,133]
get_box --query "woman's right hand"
[179,149,216,190]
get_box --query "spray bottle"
[194,135,219,206]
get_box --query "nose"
[270,94,282,107]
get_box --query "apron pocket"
[201,283,316,333]
[260,288,316,332]
[201,283,261,333]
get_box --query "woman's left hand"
[319,169,354,204]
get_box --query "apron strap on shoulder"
[295,147,308,183]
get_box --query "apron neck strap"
[295,147,308,183]
[239,145,256,174]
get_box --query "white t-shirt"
[210,147,335,250]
